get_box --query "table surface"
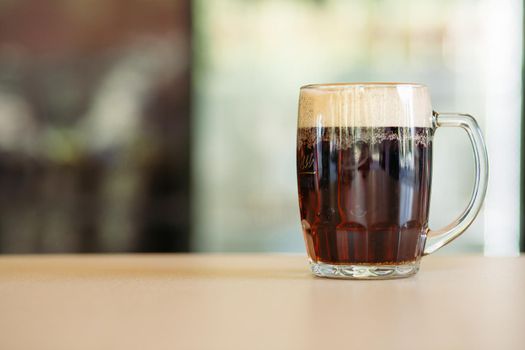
[0,254,523,350]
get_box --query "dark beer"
[297,126,433,265]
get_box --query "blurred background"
[0,0,522,255]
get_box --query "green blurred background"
[0,0,522,255]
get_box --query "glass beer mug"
[296,83,488,279]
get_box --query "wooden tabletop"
[0,254,523,350]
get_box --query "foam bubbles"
[298,83,433,128]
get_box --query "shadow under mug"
[296,83,488,279]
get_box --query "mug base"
[309,260,420,280]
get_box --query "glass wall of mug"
[297,83,488,279]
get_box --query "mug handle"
[423,112,489,255]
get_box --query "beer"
[297,126,432,264]
[296,83,488,279]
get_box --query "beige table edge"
[0,254,523,350]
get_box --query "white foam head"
[298,83,432,128]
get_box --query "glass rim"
[300,82,428,90]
